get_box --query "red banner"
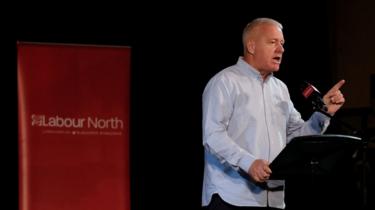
[17,42,131,210]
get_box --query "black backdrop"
[6,1,365,210]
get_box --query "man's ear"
[247,41,255,55]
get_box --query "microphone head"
[301,81,327,112]
[301,82,320,99]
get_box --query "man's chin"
[271,67,280,72]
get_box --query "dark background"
[6,1,375,209]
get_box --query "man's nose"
[277,43,284,53]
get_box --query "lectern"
[269,134,362,209]
[269,134,362,179]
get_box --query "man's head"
[242,18,285,78]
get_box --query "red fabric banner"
[17,42,131,210]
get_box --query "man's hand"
[323,80,346,115]
[248,159,272,183]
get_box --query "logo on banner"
[31,114,125,136]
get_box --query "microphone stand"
[314,107,369,209]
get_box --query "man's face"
[252,24,285,75]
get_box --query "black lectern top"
[269,134,362,179]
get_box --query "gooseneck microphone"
[301,81,328,112]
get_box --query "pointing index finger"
[328,79,345,93]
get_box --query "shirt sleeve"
[286,105,331,143]
[202,75,255,172]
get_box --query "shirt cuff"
[312,111,331,132]
[238,153,255,172]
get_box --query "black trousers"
[207,194,282,210]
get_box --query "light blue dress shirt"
[202,57,330,209]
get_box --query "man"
[202,17,345,209]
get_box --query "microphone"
[301,81,328,112]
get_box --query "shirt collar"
[236,57,273,82]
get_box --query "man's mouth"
[272,56,282,64]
